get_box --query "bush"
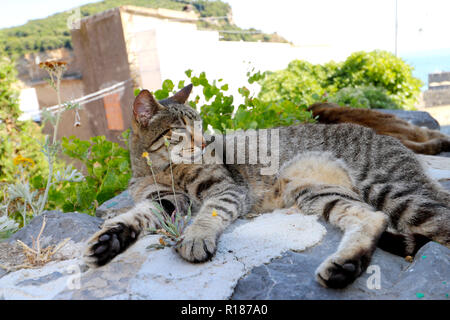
[328,50,422,109]
[47,133,132,215]
[258,60,336,106]
[259,50,422,110]
[154,70,316,133]
[329,86,401,110]
[0,57,49,184]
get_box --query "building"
[423,71,450,107]
[19,5,343,143]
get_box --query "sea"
[402,48,450,90]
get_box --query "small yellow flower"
[13,155,35,167]
[159,237,166,246]
[142,152,149,158]
[212,209,218,217]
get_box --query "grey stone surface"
[17,272,64,286]
[96,190,134,219]
[375,109,441,130]
[8,211,103,247]
[231,224,450,300]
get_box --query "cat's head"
[130,84,205,174]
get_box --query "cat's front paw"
[315,253,368,289]
[84,223,139,267]
[176,226,217,263]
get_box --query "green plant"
[259,50,422,110]
[48,132,132,215]
[153,69,315,133]
[146,203,192,250]
[1,60,83,230]
[329,51,422,109]
[329,86,401,109]
[258,60,335,106]
[0,57,49,184]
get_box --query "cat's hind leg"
[296,185,387,288]
[279,153,387,288]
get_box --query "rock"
[0,210,325,299]
[0,211,103,279]
[8,211,103,247]
[231,225,450,300]
[375,109,441,130]
[96,190,134,220]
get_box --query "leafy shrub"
[258,60,336,106]
[328,51,422,109]
[259,50,422,110]
[329,86,401,109]
[153,69,316,133]
[0,57,49,184]
[43,132,132,215]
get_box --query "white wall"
[126,12,348,106]
[18,88,40,121]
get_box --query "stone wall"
[424,89,450,107]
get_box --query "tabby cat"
[84,85,450,289]
[309,102,450,155]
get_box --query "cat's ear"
[133,90,163,127]
[168,84,193,104]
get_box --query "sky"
[1,0,449,57]
[223,0,450,55]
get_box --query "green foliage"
[329,86,401,110]
[258,60,336,106]
[182,69,315,132]
[41,132,132,215]
[328,51,423,109]
[0,56,20,120]
[0,57,49,184]
[0,0,287,58]
[259,50,422,110]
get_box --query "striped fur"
[84,85,450,289]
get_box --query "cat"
[84,85,450,289]
[309,102,450,155]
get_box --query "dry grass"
[0,216,70,272]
